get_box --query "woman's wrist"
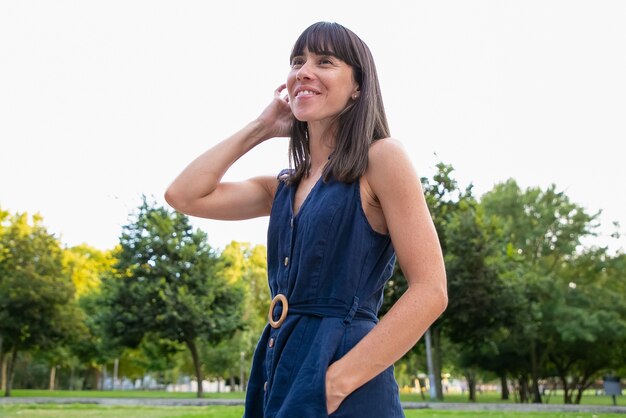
[327,359,359,397]
[234,119,271,152]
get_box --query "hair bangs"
[289,22,360,70]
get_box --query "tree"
[545,249,626,404]
[0,210,79,396]
[209,241,269,391]
[63,244,116,298]
[442,199,525,401]
[98,197,245,398]
[481,179,599,403]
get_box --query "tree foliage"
[481,179,604,403]
[0,210,80,396]
[97,197,245,397]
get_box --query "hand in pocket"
[325,362,349,415]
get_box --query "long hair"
[286,22,390,185]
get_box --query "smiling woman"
[165,21,447,418]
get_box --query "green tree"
[443,199,525,401]
[0,210,78,396]
[98,198,245,398]
[63,244,116,298]
[481,179,599,403]
[208,241,269,390]
[544,249,626,404]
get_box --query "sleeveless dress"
[243,169,405,418]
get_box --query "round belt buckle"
[268,294,288,328]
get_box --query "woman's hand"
[325,362,350,415]
[255,83,294,140]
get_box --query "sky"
[1,1,624,254]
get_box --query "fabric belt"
[268,294,378,329]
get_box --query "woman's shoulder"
[367,137,408,170]
[364,137,418,198]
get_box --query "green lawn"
[0,404,615,418]
[399,392,621,406]
[1,390,620,406]
[0,389,243,399]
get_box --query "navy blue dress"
[243,169,405,418]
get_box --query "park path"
[1,397,625,414]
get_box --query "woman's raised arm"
[165,84,293,220]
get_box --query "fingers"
[275,83,290,103]
[274,83,287,96]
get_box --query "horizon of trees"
[1,164,624,403]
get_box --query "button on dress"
[243,169,405,418]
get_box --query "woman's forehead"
[291,36,335,57]
[293,47,336,58]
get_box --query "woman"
[165,22,447,418]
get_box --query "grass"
[0,390,621,418]
[0,390,243,399]
[0,404,244,418]
[399,392,621,406]
[0,404,615,418]
[1,390,620,406]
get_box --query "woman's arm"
[325,138,448,414]
[165,84,293,220]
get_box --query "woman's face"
[287,48,359,125]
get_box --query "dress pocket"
[275,318,346,418]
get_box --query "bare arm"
[165,84,293,220]
[325,138,448,413]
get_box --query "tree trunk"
[518,376,529,403]
[5,344,18,397]
[574,374,592,405]
[229,375,235,392]
[86,366,98,390]
[100,364,106,390]
[0,335,3,391]
[0,352,5,392]
[185,338,204,398]
[432,326,444,400]
[49,365,56,391]
[69,366,75,391]
[466,371,477,402]
[113,358,119,391]
[240,351,245,392]
[530,339,542,403]
[574,385,583,404]
[500,373,509,400]
[559,374,571,404]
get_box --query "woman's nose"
[296,62,314,81]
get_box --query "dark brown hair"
[286,22,390,185]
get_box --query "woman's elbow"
[427,272,448,316]
[164,185,188,212]
[437,282,448,315]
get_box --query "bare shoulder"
[368,137,407,161]
[364,138,418,199]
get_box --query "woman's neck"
[307,121,336,171]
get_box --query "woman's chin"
[293,113,312,123]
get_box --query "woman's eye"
[320,58,333,65]
[291,58,304,67]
